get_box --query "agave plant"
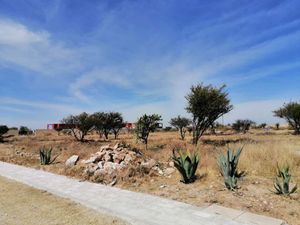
[172,149,200,184]
[217,147,245,190]
[274,165,297,195]
[39,146,53,165]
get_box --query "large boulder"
[65,155,79,167]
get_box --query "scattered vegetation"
[92,112,124,139]
[169,116,191,140]
[61,112,94,142]
[274,101,300,135]
[135,114,162,149]
[172,148,199,184]
[217,147,245,190]
[185,83,233,145]
[0,125,9,142]
[18,126,31,135]
[274,165,297,195]
[109,112,124,139]
[39,146,53,165]
[232,119,255,133]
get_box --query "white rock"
[113,143,120,150]
[141,159,157,170]
[97,161,105,169]
[83,155,102,164]
[164,167,175,176]
[168,161,175,167]
[65,155,79,167]
[104,162,122,172]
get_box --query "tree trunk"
[104,131,109,140]
[179,128,185,140]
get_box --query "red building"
[47,123,74,131]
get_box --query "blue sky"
[0,0,300,128]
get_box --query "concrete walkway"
[0,162,286,225]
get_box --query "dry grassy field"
[0,176,127,225]
[0,129,299,225]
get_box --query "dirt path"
[0,176,127,225]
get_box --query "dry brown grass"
[1,129,300,224]
[0,176,127,225]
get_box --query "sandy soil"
[0,176,128,225]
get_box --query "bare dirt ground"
[0,176,127,225]
[0,129,299,225]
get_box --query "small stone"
[141,159,157,171]
[104,162,122,174]
[100,145,111,151]
[158,169,164,176]
[160,185,167,188]
[83,155,102,164]
[113,143,120,150]
[124,154,133,163]
[104,152,113,162]
[84,164,99,175]
[164,167,175,176]
[168,161,175,167]
[65,155,79,167]
[113,152,126,164]
[97,161,105,169]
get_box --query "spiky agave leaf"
[217,147,244,190]
[273,165,298,195]
[172,149,200,183]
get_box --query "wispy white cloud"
[0,19,82,76]
[0,97,83,114]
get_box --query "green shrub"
[172,149,200,183]
[217,147,245,190]
[274,165,297,195]
[0,125,9,142]
[135,114,162,149]
[19,126,31,135]
[232,120,255,133]
[274,101,300,135]
[39,147,53,165]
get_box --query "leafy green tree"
[61,112,94,142]
[135,114,162,149]
[0,125,9,142]
[169,116,191,140]
[274,102,300,135]
[185,84,233,145]
[109,112,124,139]
[232,119,255,133]
[91,112,106,138]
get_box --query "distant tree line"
[2,83,300,146]
[61,112,124,142]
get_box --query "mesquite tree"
[92,112,106,138]
[274,102,300,135]
[232,119,255,133]
[185,84,233,145]
[170,116,191,140]
[92,112,124,139]
[135,114,162,149]
[109,112,124,139]
[61,112,94,142]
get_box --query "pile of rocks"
[66,142,165,184]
